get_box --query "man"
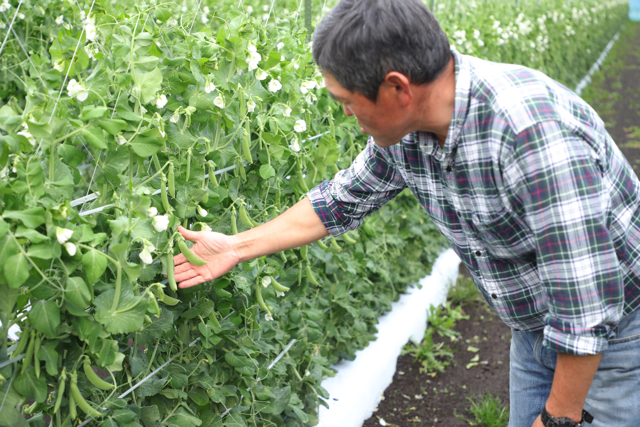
[172,0,640,426]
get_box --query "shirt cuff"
[307,180,363,237]
[542,325,609,355]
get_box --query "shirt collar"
[414,48,472,159]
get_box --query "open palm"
[172,226,241,288]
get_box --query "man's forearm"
[545,352,603,422]
[232,197,330,262]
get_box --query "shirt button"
[491,293,498,299]
[445,165,452,173]
[475,250,482,256]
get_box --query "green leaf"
[98,118,128,135]
[65,276,91,307]
[13,367,48,402]
[82,249,108,284]
[80,106,108,120]
[27,241,59,259]
[0,381,29,427]
[94,289,149,334]
[2,207,46,228]
[222,410,247,427]
[37,342,60,376]
[4,253,29,288]
[166,408,202,427]
[82,127,108,150]
[130,134,162,157]
[14,225,49,243]
[28,299,61,339]
[259,164,276,179]
[0,218,8,238]
[0,234,19,260]
[132,67,163,104]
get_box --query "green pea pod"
[298,172,309,193]
[33,334,41,378]
[186,149,192,182]
[208,312,222,329]
[269,276,290,292]
[239,204,256,228]
[83,357,115,390]
[332,164,340,175]
[306,263,320,286]
[300,245,308,261]
[231,207,238,234]
[178,239,207,266]
[317,238,329,250]
[237,158,246,181]
[275,187,281,211]
[69,386,77,420]
[209,162,219,187]
[161,174,171,214]
[298,263,303,285]
[144,315,152,324]
[167,253,177,291]
[279,251,287,263]
[53,370,66,415]
[21,330,36,374]
[70,372,103,418]
[168,163,175,198]
[255,282,272,318]
[342,232,357,244]
[24,400,43,415]
[240,90,246,118]
[331,236,342,251]
[151,297,161,317]
[329,114,335,139]
[12,327,29,356]
[242,121,252,163]
[161,293,180,306]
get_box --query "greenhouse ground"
[363,20,640,427]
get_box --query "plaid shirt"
[308,49,640,355]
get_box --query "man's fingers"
[173,253,187,265]
[174,262,193,275]
[179,275,206,289]
[178,225,201,242]
[174,269,199,283]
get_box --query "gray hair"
[312,0,451,101]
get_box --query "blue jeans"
[509,308,640,427]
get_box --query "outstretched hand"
[172,226,242,288]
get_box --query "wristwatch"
[540,406,594,427]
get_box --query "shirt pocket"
[471,208,535,259]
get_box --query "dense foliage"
[0,0,628,426]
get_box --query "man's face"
[323,72,412,148]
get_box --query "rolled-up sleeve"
[307,137,407,237]
[502,121,624,355]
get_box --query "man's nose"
[343,103,354,116]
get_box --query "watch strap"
[541,406,594,427]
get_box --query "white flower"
[268,79,282,92]
[246,5,253,13]
[147,207,158,217]
[80,11,86,20]
[262,276,272,287]
[289,139,300,152]
[213,95,225,108]
[246,45,261,71]
[292,61,299,70]
[247,100,256,113]
[56,227,74,244]
[139,247,153,264]
[294,119,307,133]
[203,224,212,232]
[305,93,317,105]
[170,111,180,123]
[155,94,168,108]
[64,242,77,256]
[67,79,89,101]
[116,134,127,145]
[280,55,285,61]
[0,1,10,13]
[201,15,209,24]
[203,6,210,14]
[0,21,5,30]
[84,22,97,41]
[17,129,36,147]
[152,214,170,232]
[55,15,64,25]
[140,105,147,115]
[197,206,208,217]
[203,77,215,93]
[265,313,273,321]
[17,12,25,19]
[283,107,291,117]
[159,128,165,138]
[277,42,284,50]
[181,6,187,12]
[84,45,99,60]
[255,68,268,81]
[300,80,317,94]
[276,290,285,297]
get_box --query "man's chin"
[371,136,402,148]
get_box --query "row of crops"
[0,0,629,426]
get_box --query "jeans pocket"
[608,331,640,345]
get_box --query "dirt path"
[362,21,640,427]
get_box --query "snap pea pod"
[268,276,290,292]
[12,327,29,356]
[208,312,222,329]
[177,238,207,266]
[306,262,320,286]
[342,232,357,244]
[231,207,238,234]
[70,372,103,418]
[239,204,258,228]
[331,236,342,251]
[33,334,41,378]
[186,149,192,182]
[21,330,36,374]
[317,238,329,250]
[167,253,177,291]
[242,121,252,163]
[237,158,246,181]
[83,356,115,390]
[255,282,272,318]
[161,174,171,214]
[168,163,175,198]
[69,387,77,420]
[279,251,287,263]
[53,369,66,415]
[300,245,308,261]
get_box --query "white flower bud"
[170,111,180,123]
[214,95,225,108]
[147,207,158,217]
[255,69,268,81]
[247,100,256,113]
[204,80,216,93]
[116,134,127,145]
[64,242,77,256]
[56,227,74,244]
[197,206,208,217]
[155,94,168,108]
[265,313,273,321]
[152,214,170,232]
[289,139,301,152]
[283,107,291,117]
[277,42,284,50]
[276,290,285,297]
[262,276,272,287]
[203,224,212,232]
[268,79,282,92]
[294,119,307,133]
[139,247,153,264]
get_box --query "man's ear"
[379,72,412,106]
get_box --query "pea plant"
[0,0,628,426]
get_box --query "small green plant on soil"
[455,392,509,427]
[401,303,469,375]
[448,274,482,307]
